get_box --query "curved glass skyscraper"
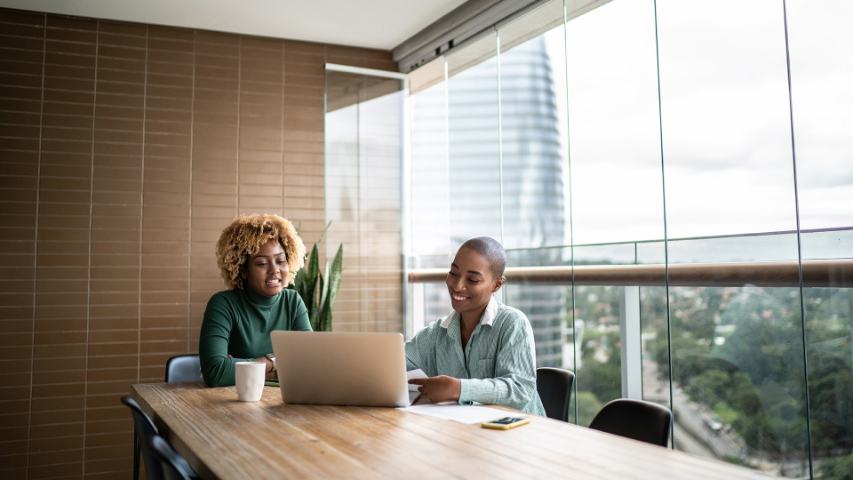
[410,36,567,366]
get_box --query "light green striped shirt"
[405,297,545,416]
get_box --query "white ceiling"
[0,0,468,50]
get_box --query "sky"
[538,0,852,245]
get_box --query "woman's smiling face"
[446,247,502,317]
[244,239,289,297]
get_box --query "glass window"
[325,70,404,332]
[498,8,570,372]
[409,76,450,262]
[566,0,664,245]
[788,0,853,473]
[402,1,851,476]
[657,1,808,474]
[446,33,501,248]
[562,0,670,428]
[657,0,797,239]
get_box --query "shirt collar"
[440,296,499,328]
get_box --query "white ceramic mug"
[235,361,266,402]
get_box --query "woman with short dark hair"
[407,237,545,415]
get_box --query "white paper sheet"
[406,369,427,391]
[401,404,511,424]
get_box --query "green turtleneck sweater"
[199,287,311,387]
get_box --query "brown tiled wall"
[0,8,396,479]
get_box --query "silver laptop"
[271,331,419,407]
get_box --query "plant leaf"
[314,272,325,330]
[316,220,332,246]
[319,244,343,332]
[304,243,321,314]
[289,226,342,332]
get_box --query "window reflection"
[447,34,501,247]
[325,72,404,332]
[499,24,569,367]
[410,80,451,259]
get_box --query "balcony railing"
[408,259,853,288]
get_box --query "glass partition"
[562,0,670,429]
[498,5,569,369]
[400,0,852,476]
[325,69,404,332]
[446,33,501,248]
[787,1,853,475]
[565,0,663,246]
[657,0,808,474]
[656,1,797,239]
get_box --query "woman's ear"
[492,275,505,293]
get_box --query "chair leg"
[133,425,139,480]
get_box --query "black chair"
[164,354,203,383]
[589,398,673,447]
[536,367,574,422]
[122,395,164,480]
[132,355,204,480]
[149,434,201,480]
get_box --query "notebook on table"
[271,331,421,407]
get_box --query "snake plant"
[290,225,343,332]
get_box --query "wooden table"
[131,383,769,479]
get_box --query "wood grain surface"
[131,383,770,479]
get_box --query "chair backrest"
[536,367,575,422]
[165,354,203,383]
[121,395,164,479]
[589,398,672,447]
[149,434,200,480]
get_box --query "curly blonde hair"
[216,214,306,290]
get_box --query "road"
[642,356,747,460]
[641,355,811,478]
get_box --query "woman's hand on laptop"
[409,376,461,403]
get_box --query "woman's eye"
[448,271,458,277]
[468,278,481,284]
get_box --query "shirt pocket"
[477,358,496,378]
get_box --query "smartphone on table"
[481,416,530,430]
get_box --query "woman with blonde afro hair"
[199,214,312,387]
[216,214,306,289]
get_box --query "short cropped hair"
[459,236,506,279]
[215,214,306,290]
